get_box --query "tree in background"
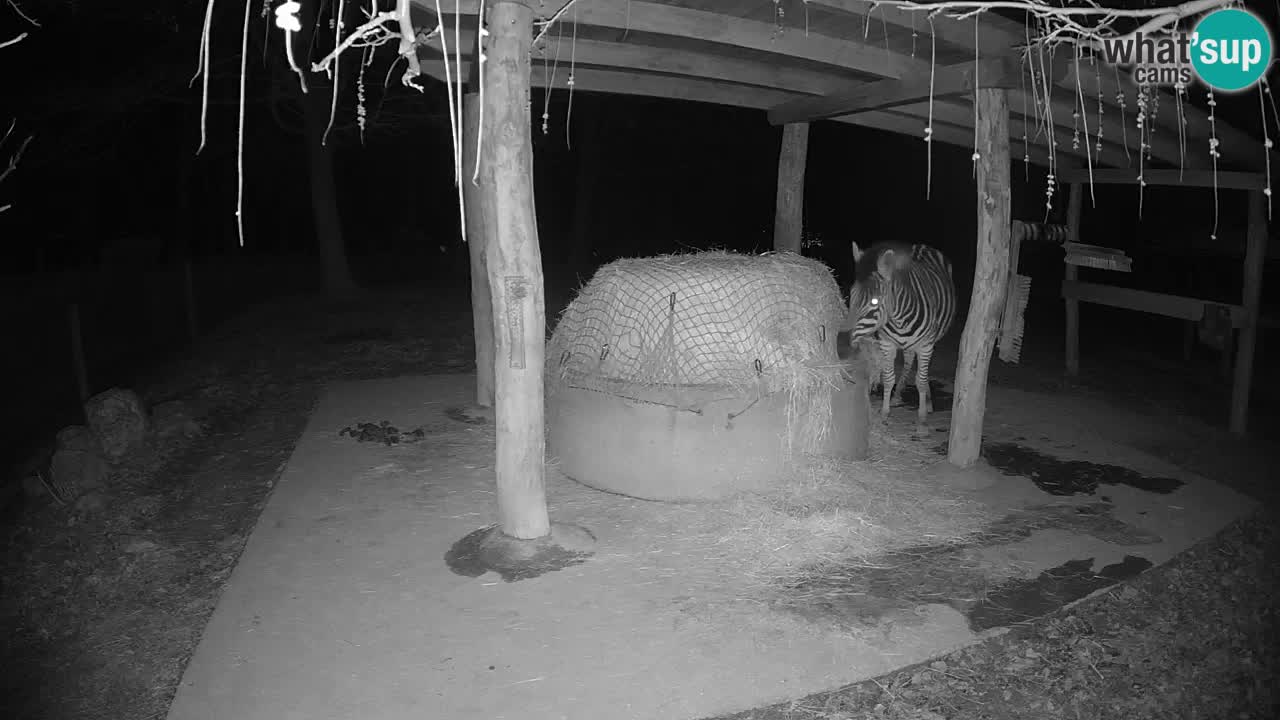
[9,1,451,289]
[1,0,37,215]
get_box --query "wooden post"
[1220,327,1235,380]
[948,88,1011,468]
[464,44,495,408]
[773,122,809,253]
[1229,190,1268,435]
[481,0,551,540]
[1182,320,1195,362]
[68,303,89,406]
[1064,181,1084,376]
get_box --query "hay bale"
[548,251,846,392]
[546,251,869,501]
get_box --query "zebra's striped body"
[843,241,957,421]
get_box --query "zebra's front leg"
[915,343,936,419]
[891,347,916,406]
[878,338,897,420]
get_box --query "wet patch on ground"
[931,441,1185,496]
[980,442,1184,496]
[445,523,596,582]
[967,554,1153,631]
[775,502,1159,634]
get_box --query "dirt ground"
[1,283,1277,720]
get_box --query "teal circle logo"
[1191,8,1273,92]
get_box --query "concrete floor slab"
[165,374,1255,720]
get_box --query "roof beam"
[892,98,1163,171]
[421,0,921,79]
[1007,88,1212,171]
[806,1,1024,56]
[421,58,1062,170]
[768,55,1045,126]
[816,2,1264,170]
[972,10,1263,170]
[422,30,859,97]
[1055,167,1267,190]
[420,51,1178,170]
[845,107,978,152]
[415,1,1259,171]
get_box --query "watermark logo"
[1191,8,1272,91]
[1096,7,1273,92]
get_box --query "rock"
[151,400,203,440]
[56,425,95,453]
[85,388,150,459]
[49,441,109,499]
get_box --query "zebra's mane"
[853,241,916,283]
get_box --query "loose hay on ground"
[648,414,1002,600]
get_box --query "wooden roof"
[414,0,1266,175]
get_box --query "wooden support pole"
[482,0,551,539]
[1220,327,1235,380]
[464,33,495,408]
[948,88,1011,469]
[1230,190,1268,435]
[1064,182,1084,376]
[773,122,808,253]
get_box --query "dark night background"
[3,1,1279,479]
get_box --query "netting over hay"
[546,251,850,454]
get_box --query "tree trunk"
[482,0,550,540]
[464,91,495,407]
[948,88,1011,468]
[773,122,809,254]
[1064,181,1084,376]
[302,86,357,295]
[1230,190,1268,435]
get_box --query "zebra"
[841,241,957,422]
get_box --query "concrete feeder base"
[547,377,869,502]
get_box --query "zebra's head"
[844,241,912,339]
[846,275,884,340]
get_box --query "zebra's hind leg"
[915,343,936,419]
[891,347,916,406]
[878,337,897,420]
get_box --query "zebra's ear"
[851,241,864,263]
[876,249,897,278]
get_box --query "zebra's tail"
[1013,220,1070,246]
